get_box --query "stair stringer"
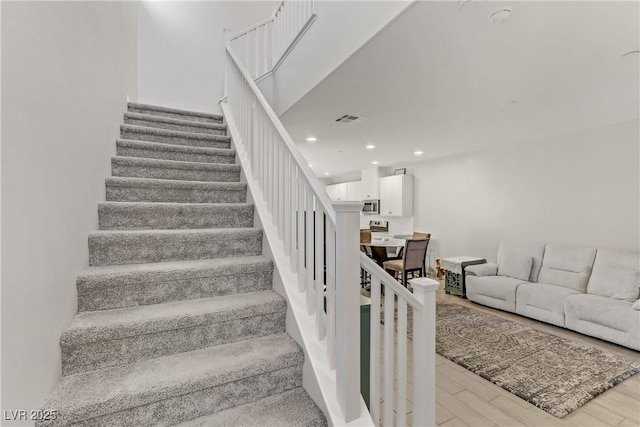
[220,102,374,427]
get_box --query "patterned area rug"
[434,303,640,418]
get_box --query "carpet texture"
[377,299,640,418]
[437,303,640,418]
[37,102,326,426]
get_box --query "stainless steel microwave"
[362,199,380,215]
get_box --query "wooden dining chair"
[382,238,430,287]
[395,232,431,259]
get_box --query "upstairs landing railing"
[222,1,437,424]
[229,0,316,81]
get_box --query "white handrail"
[360,253,438,427]
[223,38,363,423]
[225,46,336,224]
[229,0,316,81]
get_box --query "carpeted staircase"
[38,103,327,427]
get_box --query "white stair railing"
[229,0,316,81]
[223,42,363,423]
[360,255,439,426]
[222,1,438,424]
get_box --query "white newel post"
[333,201,363,422]
[411,277,440,427]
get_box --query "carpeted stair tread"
[116,139,236,164]
[128,102,223,124]
[124,112,227,135]
[121,124,231,149]
[61,291,287,375]
[111,156,241,182]
[88,228,262,266]
[174,387,327,427]
[98,201,254,230]
[76,256,273,311]
[105,176,246,203]
[38,333,303,427]
[64,290,285,344]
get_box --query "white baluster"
[290,164,299,273]
[383,288,394,427]
[273,137,280,226]
[369,274,381,425]
[333,201,363,422]
[412,278,439,427]
[297,179,306,292]
[305,186,315,314]
[396,298,407,427]
[315,205,325,339]
[326,220,336,369]
[283,153,291,255]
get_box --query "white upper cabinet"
[346,180,363,201]
[326,180,363,201]
[379,175,413,217]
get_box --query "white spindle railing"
[223,1,437,423]
[360,255,439,427]
[229,0,316,81]
[223,43,363,422]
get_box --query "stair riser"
[124,117,226,136]
[58,366,302,427]
[98,204,253,230]
[88,232,262,266]
[77,265,273,311]
[106,186,246,204]
[128,106,223,124]
[111,163,240,183]
[121,129,230,149]
[62,311,286,375]
[116,144,235,164]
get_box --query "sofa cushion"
[537,244,596,292]
[565,294,640,351]
[497,241,546,282]
[466,275,527,313]
[515,283,581,327]
[498,252,532,281]
[587,248,640,302]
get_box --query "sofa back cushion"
[538,244,596,292]
[587,248,640,302]
[497,241,546,282]
[497,252,533,281]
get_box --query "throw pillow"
[633,299,640,311]
[498,252,533,281]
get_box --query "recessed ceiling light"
[308,164,312,167]
[366,144,376,149]
[414,150,424,155]
[306,137,317,142]
[371,161,379,165]
[488,8,512,25]
[324,172,330,175]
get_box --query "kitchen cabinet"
[326,181,362,201]
[379,175,413,217]
[346,180,363,200]
[361,167,389,199]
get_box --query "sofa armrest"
[633,300,640,311]
[466,263,498,277]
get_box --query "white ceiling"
[280,0,639,181]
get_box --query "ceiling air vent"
[335,114,365,124]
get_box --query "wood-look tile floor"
[376,281,640,427]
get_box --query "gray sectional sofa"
[465,241,640,351]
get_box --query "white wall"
[137,1,278,115]
[404,120,640,264]
[1,2,137,421]
[270,0,412,115]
